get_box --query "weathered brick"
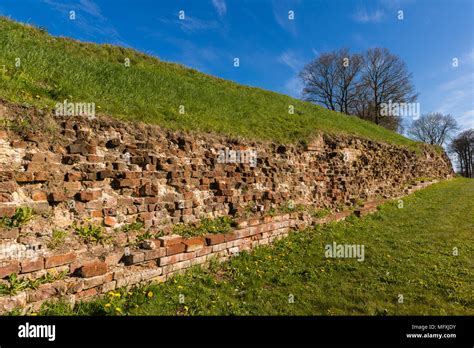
[76,287,99,299]
[0,228,19,239]
[15,172,34,183]
[45,252,76,268]
[143,248,166,261]
[78,190,101,202]
[32,191,47,201]
[158,234,183,247]
[20,258,44,273]
[122,252,145,265]
[103,216,117,227]
[166,243,186,256]
[77,260,108,278]
[233,228,250,239]
[48,191,68,203]
[182,237,204,252]
[158,254,181,266]
[196,246,212,257]
[0,261,20,278]
[205,234,225,246]
[83,273,113,289]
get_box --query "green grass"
[37,178,473,316]
[0,207,33,228]
[0,17,428,149]
[171,216,236,238]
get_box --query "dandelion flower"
[105,303,111,308]
[147,291,153,298]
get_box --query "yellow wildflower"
[147,291,153,298]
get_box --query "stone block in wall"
[157,234,183,247]
[234,228,250,239]
[205,234,225,246]
[101,280,116,293]
[182,237,204,252]
[0,261,20,278]
[122,252,145,265]
[20,258,45,273]
[157,254,181,266]
[143,248,166,261]
[166,243,185,256]
[77,260,108,278]
[78,190,101,202]
[44,252,76,269]
[0,227,19,239]
[83,273,113,290]
[47,191,69,203]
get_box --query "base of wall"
[0,179,439,314]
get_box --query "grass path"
[39,178,473,316]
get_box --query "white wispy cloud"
[160,16,219,33]
[212,0,227,17]
[436,72,474,130]
[278,50,305,72]
[273,3,297,36]
[284,75,304,98]
[353,9,385,23]
[42,0,122,42]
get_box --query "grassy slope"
[39,178,474,316]
[0,17,422,148]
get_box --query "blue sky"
[1,0,473,131]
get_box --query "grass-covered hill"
[1,17,420,148]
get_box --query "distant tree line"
[449,129,474,178]
[299,47,418,132]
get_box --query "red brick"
[97,170,113,180]
[32,191,47,201]
[158,234,183,247]
[0,261,20,278]
[158,254,181,266]
[196,246,212,257]
[104,216,117,227]
[166,243,186,256]
[0,205,16,218]
[76,287,98,299]
[205,234,225,246]
[78,260,108,278]
[11,140,27,148]
[91,210,103,218]
[0,182,17,192]
[182,237,204,252]
[143,248,166,261]
[15,172,34,183]
[78,190,101,202]
[45,252,76,268]
[20,258,44,273]
[224,232,237,242]
[118,178,140,188]
[48,192,68,203]
[66,172,82,181]
[33,171,50,182]
[0,228,19,239]
[123,252,145,265]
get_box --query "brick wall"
[0,101,453,312]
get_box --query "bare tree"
[300,49,363,114]
[449,129,474,178]
[358,48,418,131]
[300,51,339,111]
[334,49,364,114]
[408,113,459,146]
[300,47,418,132]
